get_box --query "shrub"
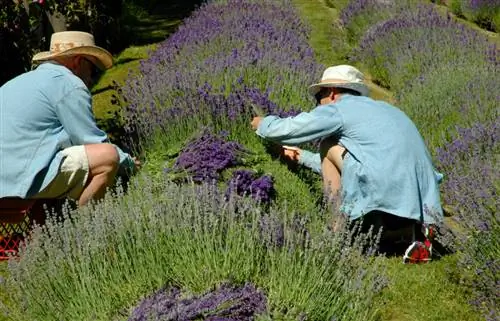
[119,0,320,149]
[353,4,494,91]
[338,0,421,45]
[116,0,323,213]
[3,177,386,321]
[397,61,498,151]
[435,119,499,320]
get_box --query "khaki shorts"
[33,146,89,200]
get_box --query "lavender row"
[4,178,386,320]
[119,0,320,147]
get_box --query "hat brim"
[309,82,369,97]
[32,46,113,70]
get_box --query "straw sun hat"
[309,65,369,97]
[32,31,113,70]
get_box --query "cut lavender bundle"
[226,169,275,204]
[170,129,247,183]
[128,283,267,321]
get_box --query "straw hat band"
[50,41,88,53]
[318,78,364,85]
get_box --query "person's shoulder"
[37,62,86,90]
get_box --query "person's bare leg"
[320,140,345,199]
[79,143,119,206]
[320,140,347,231]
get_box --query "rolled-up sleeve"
[55,86,134,170]
[256,106,343,145]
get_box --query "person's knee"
[85,143,119,175]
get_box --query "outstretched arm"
[253,107,342,145]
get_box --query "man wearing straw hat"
[251,65,444,263]
[0,31,139,206]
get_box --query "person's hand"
[281,145,301,162]
[251,116,263,130]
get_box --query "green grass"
[92,44,156,120]
[376,256,480,321]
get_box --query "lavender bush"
[353,4,494,91]
[120,0,320,149]
[435,119,499,320]
[119,0,324,214]
[397,61,498,151]
[3,176,386,321]
[339,0,434,47]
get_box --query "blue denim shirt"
[256,94,443,224]
[0,62,134,198]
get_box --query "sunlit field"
[1,0,498,320]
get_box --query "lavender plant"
[353,4,494,91]
[118,0,323,215]
[3,176,386,321]
[435,119,499,320]
[119,0,320,150]
[397,61,498,151]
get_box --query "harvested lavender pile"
[170,129,247,183]
[128,283,267,321]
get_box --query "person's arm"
[282,146,322,174]
[298,149,322,174]
[256,106,342,145]
[54,87,135,171]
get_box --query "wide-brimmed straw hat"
[32,31,113,70]
[309,65,369,97]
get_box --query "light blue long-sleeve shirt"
[0,62,134,198]
[256,94,443,224]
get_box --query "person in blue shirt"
[251,65,443,262]
[0,31,139,206]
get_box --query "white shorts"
[33,146,89,200]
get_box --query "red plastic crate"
[0,199,45,260]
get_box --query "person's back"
[333,95,443,223]
[0,63,88,198]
